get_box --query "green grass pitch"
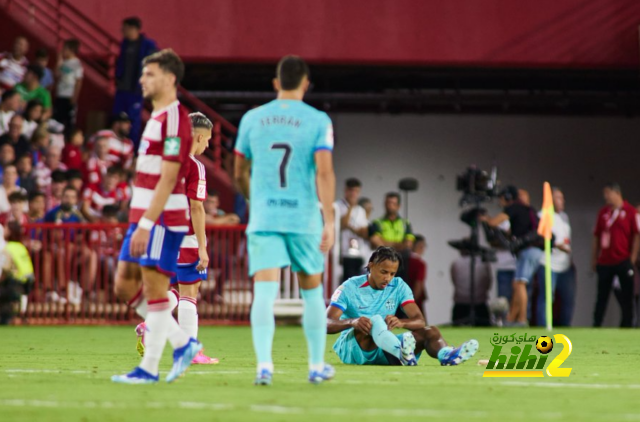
[1,326,639,422]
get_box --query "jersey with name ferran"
[234,99,334,235]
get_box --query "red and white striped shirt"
[83,183,130,218]
[178,155,207,264]
[129,100,192,232]
[83,155,111,186]
[0,53,28,89]
[88,130,135,168]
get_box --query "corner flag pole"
[538,182,555,331]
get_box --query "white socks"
[178,296,198,339]
[139,298,171,376]
[130,287,179,319]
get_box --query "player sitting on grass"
[135,112,218,365]
[327,247,479,366]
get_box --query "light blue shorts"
[515,246,543,284]
[247,231,324,276]
[332,328,423,366]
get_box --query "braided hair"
[367,247,403,271]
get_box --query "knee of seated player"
[414,325,441,342]
[179,282,200,299]
[370,314,386,327]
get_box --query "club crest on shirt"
[164,137,181,156]
[385,299,395,311]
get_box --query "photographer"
[480,185,542,326]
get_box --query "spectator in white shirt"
[21,99,43,140]
[337,178,371,281]
[0,37,29,91]
[0,165,26,214]
[54,39,83,137]
[535,187,575,326]
[358,197,373,223]
[0,89,20,135]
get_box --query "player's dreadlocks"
[368,247,403,270]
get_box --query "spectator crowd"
[0,22,242,317]
[1,21,638,329]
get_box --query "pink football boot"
[191,349,219,364]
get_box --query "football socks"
[251,282,279,370]
[370,314,402,359]
[300,285,326,371]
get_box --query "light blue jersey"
[235,99,334,235]
[330,275,415,320]
[330,274,418,365]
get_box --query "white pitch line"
[2,399,640,419]
[3,369,245,375]
[498,381,640,389]
[4,369,92,374]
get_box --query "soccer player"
[327,247,479,366]
[135,112,219,364]
[234,55,336,385]
[111,49,201,384]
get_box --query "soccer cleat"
[165,338,203,383]
[191,349,219,365]
[439,339,480,366]
[111,366,159,384]
[135,322,146,357]
[254,368,273,386]
[399,332,418,366]
[308,364,336,384]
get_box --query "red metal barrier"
[18,223,339,325]
[20,223,251,325]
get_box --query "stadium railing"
[16,222,339,325]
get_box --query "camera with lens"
[456,166,498,206]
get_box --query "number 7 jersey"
[234,99,334,235]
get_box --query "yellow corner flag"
[538,182,554,330]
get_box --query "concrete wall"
[331,113,640,326]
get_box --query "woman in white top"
[21,100,44,140]
[0,165,27,214]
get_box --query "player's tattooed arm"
[233,154,251,200]
[326,305,371,335]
